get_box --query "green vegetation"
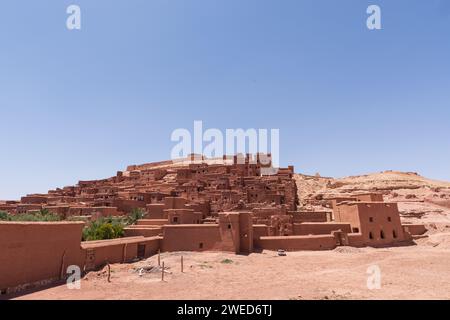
[221,259,234,264]
[81,208,145,241]
[66,215,90,222]
[0,207,145,242]
[127,208,145,225]
[198,262,213,269]
[82,216,125,241]
[0,211,9,220]
[0,209,61,222]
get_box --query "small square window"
[387,217,392,222]
[369,217,374,222]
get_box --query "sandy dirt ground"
[14,239,450,300]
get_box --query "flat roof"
[260,235,334,240]
[124,226,162,230]
[0,221,85,226]
[163,224,219,228]
[336,201,395,207]
[293,222,350,225]
[295,211,330,214]
[81,236,161,249]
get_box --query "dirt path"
[15,240,450,300]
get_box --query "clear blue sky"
[1,0,450,199]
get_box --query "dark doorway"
[137,244,146,259]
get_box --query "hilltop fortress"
[0,154,426,295]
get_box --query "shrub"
[39,208,51,216]
[96,223,116,240]
[221,259,233,264]
[82,216,125,241]
[0,211,10,221]
[0,210,60,222]
[66,216,89,222]
[127,208,145,225]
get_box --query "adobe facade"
[0,221,160,295]
[0,155,427,295]
[0,154,298,219]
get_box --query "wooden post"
[122,243,128,263]
[161,262,165,281]
[107,262,111,283]
[59,250,66,280]
[158,250,161,267]
[181,256,184,273]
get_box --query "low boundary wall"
[258,235,337,251]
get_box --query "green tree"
[39,208,51,216]
[1,210,60,222]
[0,211,10,221]
[82,216,125,241]
[128,208,145,225]
[96,223,116,240]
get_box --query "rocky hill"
[294,170,450,248]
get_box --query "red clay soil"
[15,239,450,300]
